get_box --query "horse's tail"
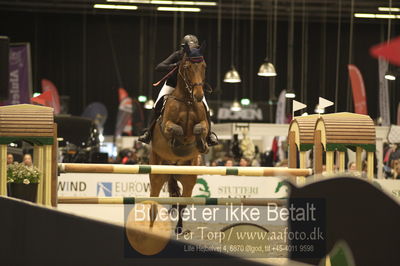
[168,174,181,197]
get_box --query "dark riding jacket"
[155,50,183,88]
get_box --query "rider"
[138,34,218,146]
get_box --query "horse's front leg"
[193,120,208,153]
[175,174,197,235]
[163,120,184,145]
[149,153,168,228]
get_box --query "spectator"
[348,161,356,171]
[225,159,234,166]
[121,151,133,164]
[196,155,204,166]
[23,154,33,167]
[7,154,14,165]
[126,152,138,165]
[239,158,251,167]
[362,160,368,172]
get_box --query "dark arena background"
[1,1,400,265]
[1,1,400,132]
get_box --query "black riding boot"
[206,111,219,146]
[138,106,161,144]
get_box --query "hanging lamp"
[258,59,277,76]
[230,99,242,111]
[224,67,241,83]
[224,0,241,83]
[144,99,154,110]
[258,1,276,77]
[285,0,296,99]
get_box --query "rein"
[152,65,178,87]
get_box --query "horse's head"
[179,42,206,102]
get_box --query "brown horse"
[149,43,209,234]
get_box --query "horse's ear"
[183,43,191,56]
[199,41,206,55]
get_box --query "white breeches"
[154,82,209,111]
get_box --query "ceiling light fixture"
[157,6,201,12]
[230,100,242,112]
[144,99,154,109]
[94,4,138,10]
[286,0,295,100]
[378,7,400,12]
[138,95,147,102]
[285,90,296,99]
[107,0,216,5]
[258,60,277,77]
[223,67,241,83]
[224,0,241,83]
[385,72,396,80]
[354,13,400,19]
[240,98,251,106]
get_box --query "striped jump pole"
[58,197,286,206]
[58,163,312,177]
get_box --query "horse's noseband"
[188,56,204,63]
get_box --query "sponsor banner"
[209,102,266,123]
[2,43,32,105]
[378,58,390,126]
[41,79,61,114]
[115,88,133,136]
[58,173,288,199]
[348,64,368,115]
[207,101,279,123]
[275,89,286,124]
[373,179,400,203]
[58,173,400,204]
[370,35,400,66]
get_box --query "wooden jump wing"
[315,112,376,152]
[289,114,320,151]
[0,104,54,144]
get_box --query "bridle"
[177,56,205,103]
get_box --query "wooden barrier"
[289,112,377,179]
[58,196,286,206]
[58,163,313,177]
[0,104,55,206]
[314,113,376,179]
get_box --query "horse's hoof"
[172,125,184,136]
[175,226,183,235]
[193,123,205,135]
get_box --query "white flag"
[293,100,307,112]
[319,97,334,109]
